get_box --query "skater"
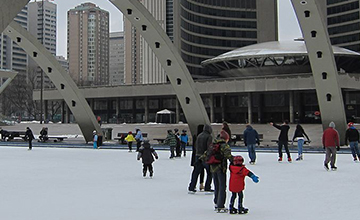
[174,128,181,157]
[25,127,35,150]
[202,130,233,213]
[93,130,98,149]
[322,121,340,171]
[180,129,188,157]
[243,124,260,164]
[190,134,206,191]
[137,140,158,178]
[188,124,213,193]
[345,122,360,162]
[292,124,311,161]
[165,129,177,159]
[125,131,136,152]
[135,128,144,152]
[39,127,48,142]
[229,156,259,214]
[270,120,292,162]
[222,122,232,143]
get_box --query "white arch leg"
[110,0,211,136]
[291,0,347,144]
[0,70,17,94]
[5,21,101,143]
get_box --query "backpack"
[205,142,223,165]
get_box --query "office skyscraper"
[124,0,167,85]
[28,0,57,89]
[174,0,278,78]
[109,32,125,85]
[67,3,109,86]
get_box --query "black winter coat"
[137,143,158,164]
[273,124,290,142]
[195,124,213,157]
[345,127,360,144]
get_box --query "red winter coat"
[322,127,339,147]
[229,165,249,193]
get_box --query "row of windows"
[181,20,257,38]
[327,1,359,15]
[328,12,359,25]
[328,22,360,35]
[181,0,257,19]
[331,32,360,44]
[181,10,257,28]
[181,43,229,57]
[327,0,349,5]
[181,31,257,47]
[189,0,256,9]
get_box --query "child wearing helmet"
[229,155,259,214]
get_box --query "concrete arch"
[291,0,347,144]
[109,0,210,136]
[0,70,17,94]
[5,21,101,143]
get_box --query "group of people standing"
[164,128,188,159]
[188,122,259,214]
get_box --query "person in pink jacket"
[229,155,259,214]
[322,121,340,171]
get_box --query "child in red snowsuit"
[229,156,259,214]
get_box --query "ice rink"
[0,146,358,220]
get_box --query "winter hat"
[329,121,336,128]
[348,122,354,127]
[93,130,96,134]
[233,156,244,166]
[128,131,132,134]
[219,130,229,142]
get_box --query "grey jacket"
[195,124,213,157]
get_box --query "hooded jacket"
[195,124,213,157]
[229,165,253,193]
[137,141,158,164]
[345,126,360,144]
[243,125,259,146]
[322,127,339,147]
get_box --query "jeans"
[180,142,186,156]
[349,141,360,158]
[188,156,212,191]
[247,144,256,162]
[324,146,337,167]
[297,139,304,156]
[278,140,291,158]
[230,191,244,209]
[213,171,227,209]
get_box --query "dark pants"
[175,142,181,157]
[128,142,133,151]
[278,140,291,158]
[230,191,244,210]
[213,171,227,208]
[180,142,186,156]
[136,141,141,151]
[28,140,32,150]
[170,145,176,158]
[143,163,153,176]
[188,156,212,191]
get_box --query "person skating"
[292,123,310,161]
[243,124,260,164]
[137,140,158,178]
[322,121,340,171]
[174,128,181,157]
[125,131,136,152]
[25,127,35,150]
[229,155,259,214]
[188,124,213,193]
[270,120,292,162]
[135,128,144,152]
[93,130,98,149]
[345,122,360,162]
[165,129,177,159]
[201,130,233,213]
[180,129,188,157]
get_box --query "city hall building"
[35,40,360,125]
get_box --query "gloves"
[256,141,260,145]
[336,146,340,151]
[155,155,159,159]
[250,174,259,183]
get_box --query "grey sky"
[46,0,303,57]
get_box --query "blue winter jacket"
[243,125,259,146]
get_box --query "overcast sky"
[43,0,303,57]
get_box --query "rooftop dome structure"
[201,41,360,78]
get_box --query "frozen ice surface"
[0,146,358,220]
